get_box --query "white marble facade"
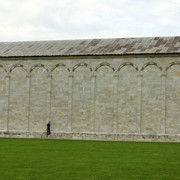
[0,55,179,141]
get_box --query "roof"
[0,36,179,57]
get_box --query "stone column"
[47,73,52,124]
[113,74,119,133]
[5,74,10,132]
[137,72,143,133]
[26,74,31,132]
[161,72,166,134]
[90,73,96,132]
[68,73,74,132]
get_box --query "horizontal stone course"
[0,131,179,142]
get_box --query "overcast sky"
[0,0,179,42]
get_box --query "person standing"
[47,121,51,136]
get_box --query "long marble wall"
[0,56,179,135]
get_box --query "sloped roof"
[0,36,179,57]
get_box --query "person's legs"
[47,129,50,136]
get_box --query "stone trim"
[0,132,179,142]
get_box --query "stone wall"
[0,55,179,141]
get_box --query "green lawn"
[0,138,179,180]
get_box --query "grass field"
[0,138,179,180]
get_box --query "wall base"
[0,131,180,142]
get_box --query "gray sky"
[0,0,179,41]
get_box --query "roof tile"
[0,36,179,57]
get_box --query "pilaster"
[90,73,96,132]
[161,72,166,134]
[137,72,143,133]
[5,74,10,132]
[113,74,119,133]
[26,74,31,132]
[68,73,74,132]
[47,73,52,124]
